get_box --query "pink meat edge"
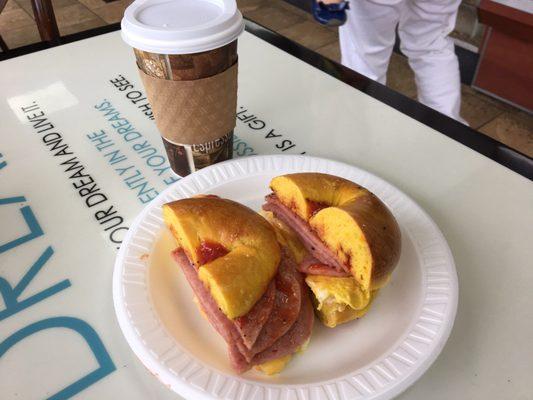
[263,194,350,275]
[234,279,277,350]
[172,249,255,362]
[252,273,314,365]
[172,248,313,373]
[298,254,351,277]
[250,253,302,354]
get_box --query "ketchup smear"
[196,241,229,265]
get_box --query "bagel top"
[163,196,281,319]
[270,173,401,291]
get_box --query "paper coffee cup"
[121,0,244,176]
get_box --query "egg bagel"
[264,173,401,327]
[163,197,281,319]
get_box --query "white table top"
[0,29,531,400]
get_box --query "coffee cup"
[121,0,244,176]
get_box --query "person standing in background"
[314,0,466,123]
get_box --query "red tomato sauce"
[196,241,229,265]
[307,200,328,217]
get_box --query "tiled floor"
[1,0,532,157]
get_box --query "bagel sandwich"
[262,173,401,328]
[163,196,314,374]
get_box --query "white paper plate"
[113,155,458,400]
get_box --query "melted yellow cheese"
[254,355,293,375]
[305,275,377,328]
[254,338,311,375]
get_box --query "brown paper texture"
[138,63,238,145]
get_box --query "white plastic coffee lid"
[121,0,244,54]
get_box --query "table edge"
[1,19,531,181]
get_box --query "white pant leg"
[398,0,465,121]
[339,0,403,84]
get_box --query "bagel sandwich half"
[163,196,313,374]
[262,173,401,328]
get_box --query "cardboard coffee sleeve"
[135,43,238,176]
